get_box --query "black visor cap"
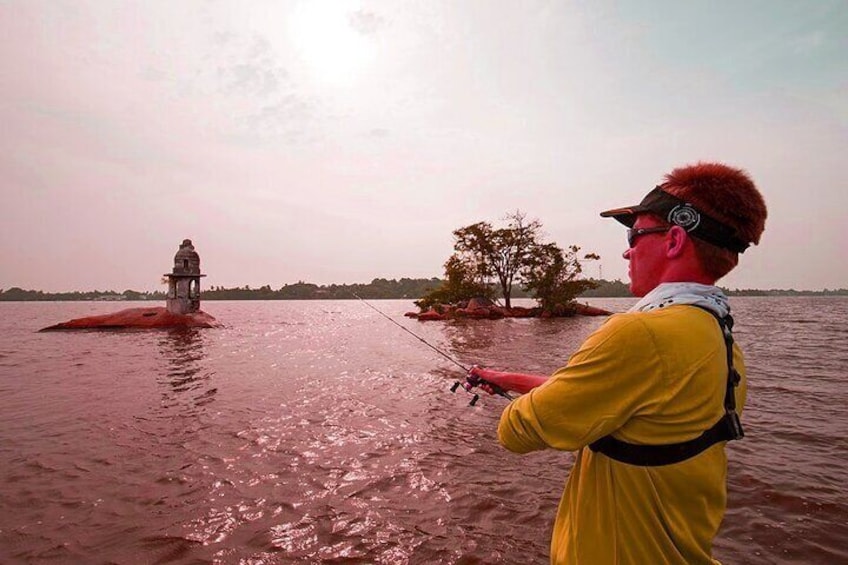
[600,186,750,253]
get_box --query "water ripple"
[0,298,845,563]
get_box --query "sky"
[1,0,845,293]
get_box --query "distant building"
[165,239,206,314]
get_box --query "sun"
[288,1,377,87]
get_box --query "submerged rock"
[573,303,611,317]
[40,307,220,331]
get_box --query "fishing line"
[351,293,513,404]
[351,292,469,372]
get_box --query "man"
[468,162,767,564]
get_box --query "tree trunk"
[502,277,512,309]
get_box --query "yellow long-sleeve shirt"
[498,305,747,564]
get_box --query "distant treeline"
[0,288,162,302]
[1,279,847,302]
[202,278,444,300]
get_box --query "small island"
[405,212,612,321]
[40,240,220,331]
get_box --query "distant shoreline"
[2,278,846,302]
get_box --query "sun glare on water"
[288,1,377,87]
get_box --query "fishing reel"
[450,378,483,406]
[451,367,513,406]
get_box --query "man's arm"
[497,314,663,454]
[469,366,548,395]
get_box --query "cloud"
[217,62,283,96]
[231,96,316,143]
[348,10,385,35]
[180,30,317,143]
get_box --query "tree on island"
[416,211,600,315]
[522,243,600,315]
[414,255,496,309]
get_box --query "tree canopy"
[417,211,600,312]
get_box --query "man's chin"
[629,281,647,298]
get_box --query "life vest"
[589,307,744,466]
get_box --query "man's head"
[601,162,767,295]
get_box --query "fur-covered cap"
[601,162,767,250]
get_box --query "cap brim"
[599,205,650,227]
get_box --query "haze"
[1,1,845,293]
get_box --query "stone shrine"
[40,239,219,330]
[165,239,206,315]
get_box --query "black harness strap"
[589,307,744,467]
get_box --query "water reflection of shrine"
[157,328,217,410]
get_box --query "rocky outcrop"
[405,298,611,321]
[40,307,220,331]
[538,302,612,318]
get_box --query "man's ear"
[666,225,689,259]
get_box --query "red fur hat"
[601,162,767,251]
[662,162,767,245]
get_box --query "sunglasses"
[627,226,670,248]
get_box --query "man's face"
[623,214,668,297]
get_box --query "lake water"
[0,297,845,564]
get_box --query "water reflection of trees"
[436,316,605,378]
[157,328,217,410]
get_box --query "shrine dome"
[172,239,201,275]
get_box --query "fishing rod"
[351,292,513,405]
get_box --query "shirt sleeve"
[497,313,667,453]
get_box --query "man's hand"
[467,365,509,396]
[468,366,550,395]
